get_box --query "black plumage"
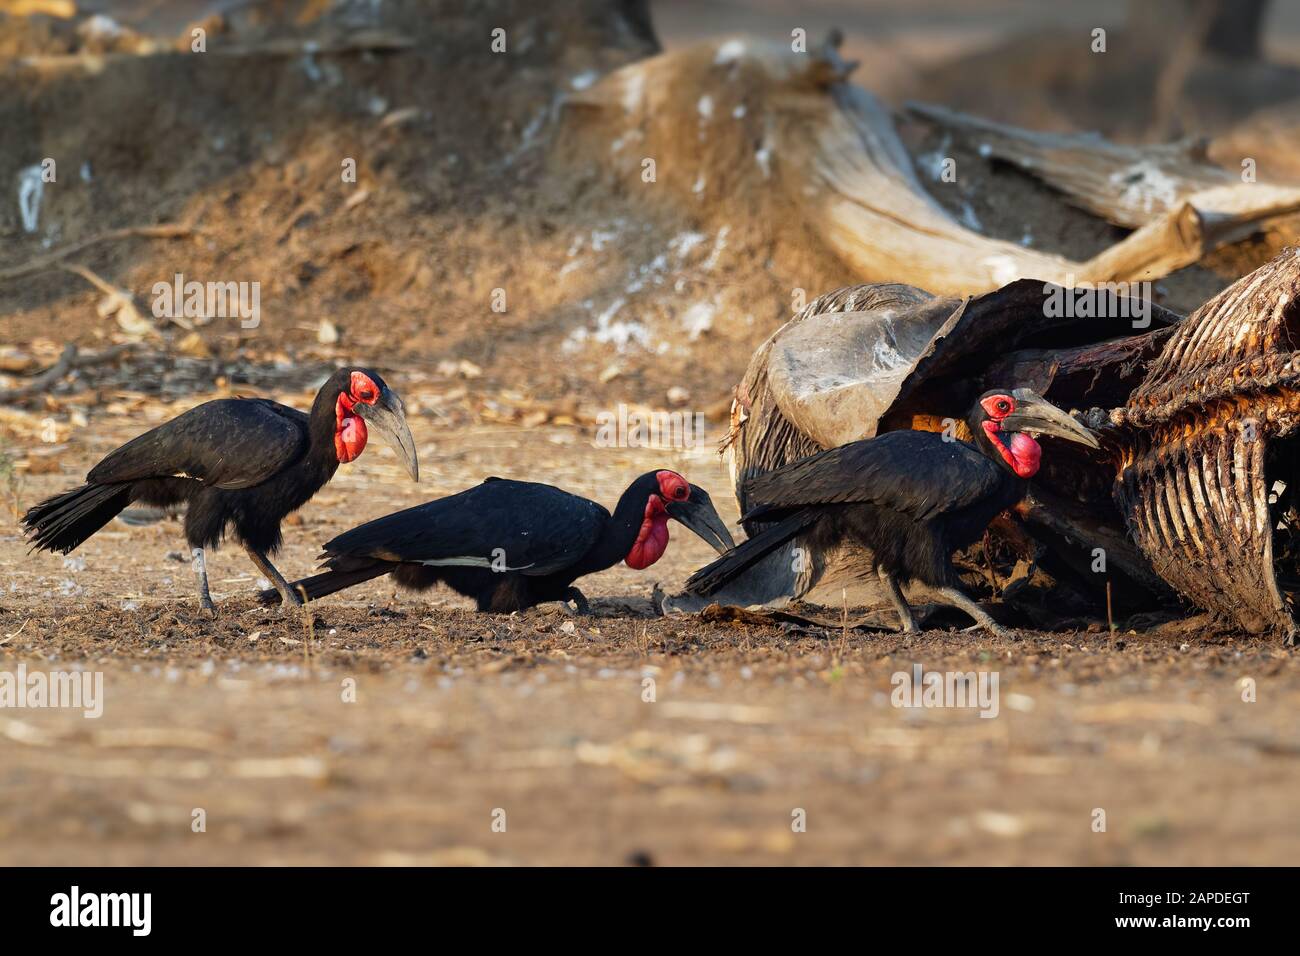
[260,470,734,612]
[23,366,418,612]
[686,388,1099,634]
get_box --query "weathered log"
[908,101,1300,238]
[569,32,1288,296]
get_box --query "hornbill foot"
[192,547,216,618]
[877,568,918,633]
[962,620,1013,639]
[245,546,303,608]
[929,586,1010,638]
[565,587,591,615]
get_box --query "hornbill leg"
[192,547,216,616]
[929,586,1011,638]
[564,587,591,615]
[245,546,304,607]
[877,568,918,633]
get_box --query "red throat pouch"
[626,496,670,569]
[335,394,369,463]
[982,422,1041,478]
[1007,432,1041,477]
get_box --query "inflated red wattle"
[1008,432,1041,478]
[626,495,670,569]
[982,421,1041,478]
[335,393,369,463]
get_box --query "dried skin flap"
[765,304,953,449]
[760,278,1162,457]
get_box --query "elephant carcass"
[1110,247,1300,641]
[665,279,1180,623]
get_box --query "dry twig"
[0,223,194,284]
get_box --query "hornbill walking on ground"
[23,368,419,612]
[685,388,1099,635]
[258,470,735,612]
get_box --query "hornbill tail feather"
[22,483,133,555]
[685,509,819,596]
[257,558,395,605]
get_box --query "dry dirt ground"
[2,403,1299,866]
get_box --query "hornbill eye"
[655,470,689,501]
[348,371,381,404]
[996,399,1011,414]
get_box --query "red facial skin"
[978,393,1041,478]
[334,371,380,463]
[626,495,670,570]
[625,470,690,569]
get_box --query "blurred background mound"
[3,0,1299,411]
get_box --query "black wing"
[87,398,309,490]
[322,478,609,575]
[743,430,1008,523]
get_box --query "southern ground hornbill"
[686,388,1099,635]
[23,368,418,612]
[258,470,735,612]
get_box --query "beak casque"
[665,484,736,555]
[356,386,420,481]
[1003,388,1100,450]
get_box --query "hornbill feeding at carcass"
[685,388,1099,635]
[22,368,419,613]
[258,470,735,612]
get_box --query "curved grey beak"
[1003,388,1100,449]
[666,484,736,555]
[356,386,420,481]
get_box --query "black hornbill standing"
[22,368,418,612]
[258,469,735,612]
[685,388,1100,635]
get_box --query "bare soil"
[2,409,1299,866]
